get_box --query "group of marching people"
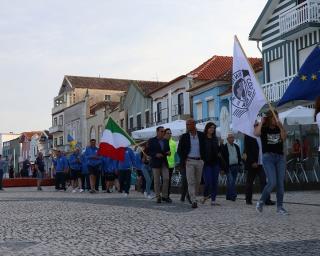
[46,108,288,215]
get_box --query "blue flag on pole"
[278,45,320,106]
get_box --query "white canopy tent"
[279,106,315,125]
[132,119,230,140]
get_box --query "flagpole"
[234,35,278,120]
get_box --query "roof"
[20,131,43,141]
[134,81,167,96]
[90,101,120,115]
[249,0,281,41]
[148,75,186,95]
[187,56,263,92]
[64,75,166,92]
[188,56,234,81]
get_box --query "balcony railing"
[279,0,320,35]
[52,102,67,114]
[49,125,64,134]
[262,75,295,102]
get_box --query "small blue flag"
[67,134,74,142]
[278,45,320,106]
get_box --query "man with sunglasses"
[148,126,171,203]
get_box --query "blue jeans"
[203,164,220,201]
[142,164,153,195]
[226,165,239,200]
[260,153,285,208]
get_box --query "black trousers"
[55,172,66,190]
[95,170,106,191]
[119,170,132,194]
[168,168,174,197]
[245,165,270,202]
[180,169,189,200]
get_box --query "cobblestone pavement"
[0,187,319,256]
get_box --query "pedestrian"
[243,131,274,205]
[164,128,176,200]
[314,96,320,166]
[52,150,68,191]
[22,158,31,177]
[102,156,116,193]
[255,110,288,215]
[9,166,14,179]
[140,142,153,199]
[68,148,83,193]
[117,147,135,197]
[81,151,90,191]
[200,122,220,206]
[221,132,242,201]
[177,118,205,209]
[148,126,171,203]
[85,139,101,193]
[0,154,7,191]
[35,152,45,191]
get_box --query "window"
[58,115,63,126]
[105,95,111,101]
[120,119,124,128]
[196,102,203,121]
[53,117,58,126]
[178,93,184,115]
[145,110,150,126]
[157,102,162,122]
[54,138,58,147]
[73,93,76,103]
[129,116,133,129]
[59,136,63,146]
[137,114,141,129]
[207,100,214,118]
[90,126,96,140]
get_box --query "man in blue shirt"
[52,150,68,191]
[116,147,135,196]
[68,148,83,193]
[84,139,101,193]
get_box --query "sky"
[0,0,267,133]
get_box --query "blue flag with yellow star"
[278,45,320,106]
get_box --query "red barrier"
[3,178,55,187]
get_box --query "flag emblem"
[232,69,256,118]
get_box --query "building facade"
[0,133,20,155]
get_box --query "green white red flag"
[98,117,135,161]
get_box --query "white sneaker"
[72,189,76,193]
[256,201,263,213]
[124,193,128,197]
[79,189,84,193]
[144,192,148,198]
[147,195,153,199]
[277,207,289,215]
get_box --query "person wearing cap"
[177,118,206,209]
[221,132,242,201]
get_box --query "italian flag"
[98,117,135,161]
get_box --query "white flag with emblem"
[232,36,267,137]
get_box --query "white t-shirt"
[316,112,320,151]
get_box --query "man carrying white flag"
[232,36,267,137]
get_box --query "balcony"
[52,102,67,114]
[49,125,64,134]
[279,0,320,38]
[262,75,295,102]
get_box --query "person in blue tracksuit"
[81,151,90,191]
[52,150,68,191]
[117,147,135,196]
[68,148,82,192]
[102,156,116,193]
[84,139,102,193]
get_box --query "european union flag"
[278,45,320,106]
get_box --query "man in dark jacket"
[221,132,241,201]
[244,134,274,205]
[177,118,205,209]
[148,126,171,203]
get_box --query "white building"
[0,132,20,155]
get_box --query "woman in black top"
[254,110,288,215]
[200,122,220,205]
